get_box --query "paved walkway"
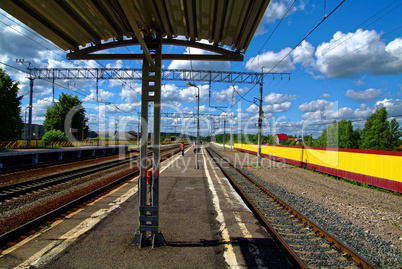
[0,145,290,268]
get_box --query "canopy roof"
[0,0,270,62]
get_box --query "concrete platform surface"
[0,145,127,157]
[0,145,291,268]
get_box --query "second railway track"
[206,145,377,269]
[0,146,176,202]
[0,145,181,248]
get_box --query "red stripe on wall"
[235,147,402,193]
[236,143,402,156]
[306,163,402,193]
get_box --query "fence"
[0,139,178,149]
[234,143,402,193]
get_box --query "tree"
[0,69,24,139]
[361,107,394,151]
[268,135,275,145]
[314,120,360,149]
[390,118,402,149]
[326,121,338,148]
[43,93,88,140]
[314,129,327,147]
[338,120,360,149]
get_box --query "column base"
[131,231,166,248]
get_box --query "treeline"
[213,133,311,146]
[214,107,402,151]
[314,107,401,151]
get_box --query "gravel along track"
[211,145,402,269]
[0,147,179,237]
[207,147,361,268]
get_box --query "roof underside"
[0,0,270,61]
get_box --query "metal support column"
[257,79,263,167]
[137,112,140,150]
[52,70,55,103]
[223,118,226,150]
[132,37,166,248]
[27,78,34,149]
[230,127,233,150]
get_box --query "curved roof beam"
[67,38,243,61]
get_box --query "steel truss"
[160,112,225,119]
[29,68,289,84]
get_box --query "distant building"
[275,133,288,145]
[287,137,304,144]
[96,131,141,141]
[21,124,45,140]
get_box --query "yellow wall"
[304,148,402,183]
[234,143,303,163]
[234,143,402,183]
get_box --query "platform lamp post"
[82,117,88,142]
[24,106,31,148]
[186,82,200,169]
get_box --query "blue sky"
[1,0,401,138]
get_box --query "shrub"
[41,130,68,142]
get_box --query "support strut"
[132,37,166,248]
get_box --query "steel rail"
[205,146,306,269]
[206,146,378,269]
[0,155,137,201]
[0,145,178,201]
[0,148,180,248]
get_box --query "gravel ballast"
[212,145,402,268]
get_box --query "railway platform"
[0,145,291,268]
[0,145,128,169]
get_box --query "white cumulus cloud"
[84,88,114,102]
[345,88,382,102]
[264,92,297,104]
[375,98,402,116]
[263,102,292,113]
[315,29,402,78]
[168,41,230,71]
[245,47,294,72]
[319,93,331,99]
[298,99,334,112]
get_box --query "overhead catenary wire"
[322,25,402,67]
[273,114,402,130]
[275,0,402,82]
[0,60,89,98]
[263,0,346,76]
[0,11,64,52]
[320,0,401,56]
[244,0,296,71]
[228,0,346,112]
[0,15,142,103]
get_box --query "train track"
[0,146,176,202]
[206,146,377,269]
[0,146,180,248]
[0,151,118,175]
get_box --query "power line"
[322,25,402,67]
[264,0,345,75]
[320,0,401,56]
[271,114,402,130]
[0,11,64,52]
[245,0,296,71]
[0,15,142,102]
[0,61,29,74]
[229,1,346,112]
